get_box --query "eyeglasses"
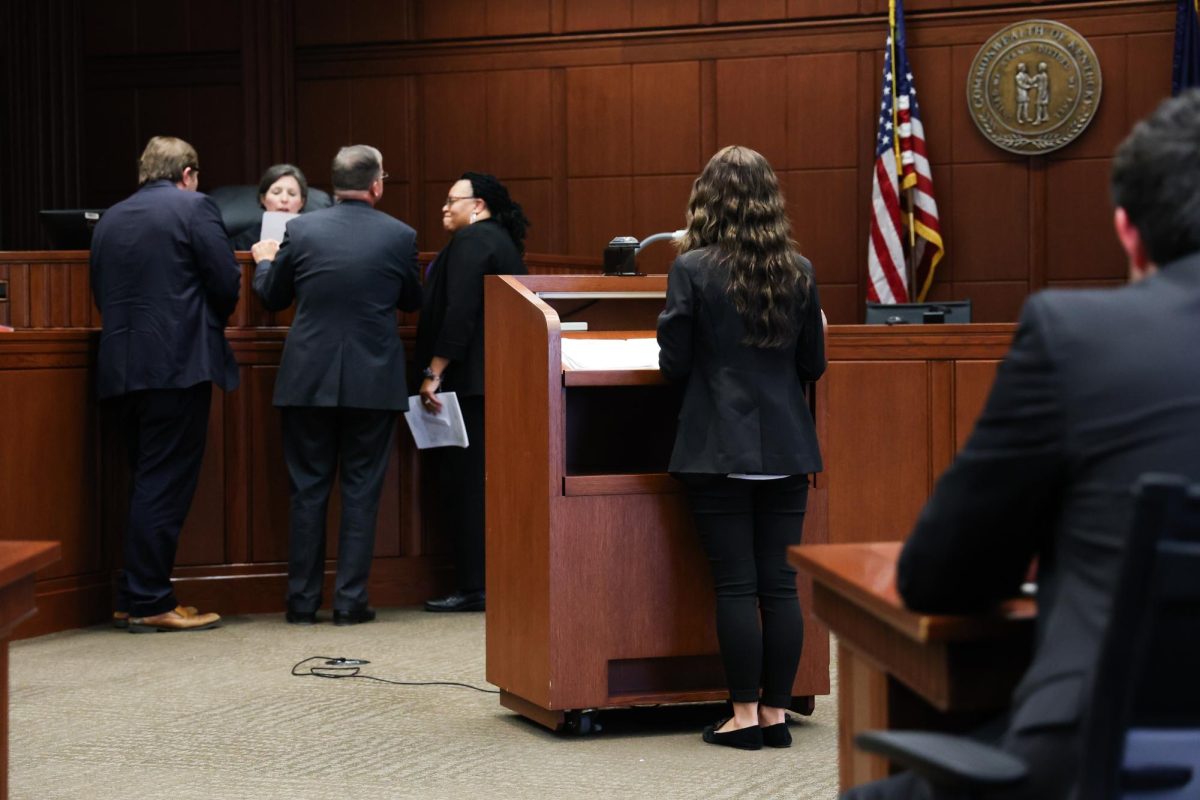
[443,195,476,207]
[379,171,390,181]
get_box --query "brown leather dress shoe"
[128,605,220,633]
[113,605,198,629]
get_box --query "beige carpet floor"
[9,609,839,799]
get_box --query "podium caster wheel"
[560,709,602,736]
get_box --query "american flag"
[867,0,944,305]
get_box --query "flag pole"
[889,0,917,301]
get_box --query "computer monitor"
[865,300,972,325]
[39,209,105,250]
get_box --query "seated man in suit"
[251,145,422,626]
[845,90,1200,798]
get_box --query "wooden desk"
[0,541,59,799]
[789,542,1035,792]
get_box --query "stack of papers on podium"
[560,337,660,370]
[404,392,469,449]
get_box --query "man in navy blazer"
[251,145,421,626]
[90,136,240,633]
[845,92,1200,798]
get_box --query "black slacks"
[430,394,485,593]
[281,406,397,613]
[682,474,810,708]
[115,383,213,617]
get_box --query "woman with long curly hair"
[657,145,826,750]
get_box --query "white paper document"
[560,337,660,370]
[259,210,299,243]
[404,392,469,449]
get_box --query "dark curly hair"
[461,171,531,255]
[680,145,809,348]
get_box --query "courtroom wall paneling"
[717,0,786,23]
[563,0,633,33]
[567,178,634,258]
[632,175,694,274]
[174,387,227,567]
[950,162,1029,283]
[825,361,931,543]
[1044,159,1124,283]
[940,280,1028,323]
[784,169,860,288]
[714,57,789,171]
[351,77,414,184]
[633,0,704,28]
[417,0,490,40]
[295,0,414,46]
[421,71,490,183]
[81,89,140,209]
[486,0,554,37]
[953,360,1000,452]
[295,79,353,189]
[0,367,100,580]
[1128,32,1177,123]
[566,65,633,178]
[503,179,556,255]
[787,52,859,170]
[248,366,291,563]
[188,85,247,192]
[487,70,556,180]
[632,61,703,177]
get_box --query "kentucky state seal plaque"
[967,19,1102,155]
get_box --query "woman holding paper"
[657,146,826,750]
[230,163,309,250]
[416,172,529,613]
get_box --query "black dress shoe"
[332,607,376,626]
[761,722,792,748]
[701,719,763,750]
[285,610,317,625]
[424,591,485,612]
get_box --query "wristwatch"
[422,367,441,380]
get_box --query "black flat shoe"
[761,722,792,748]
[701,719,763,750]
[332,607,376,626]
[285,610,317,625]
[424,591,485,613]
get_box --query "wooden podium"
[483,274,829,731]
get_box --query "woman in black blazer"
[416,172,529,613]
[657,145,826,750]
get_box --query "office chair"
[854,473,1200,798]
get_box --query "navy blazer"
[657,247,825,475]
[253,200,422,410]
[90,180,241,400]
[897,252,1200,772]
[415,219,527,397]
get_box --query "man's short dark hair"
[1111,89,1200,266]
[331,145,382,192]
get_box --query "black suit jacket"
[90,180,241,400]
[657,247,825,475]
[415,219,527,397]
[898,252,1200,772]
[253,200,422,410]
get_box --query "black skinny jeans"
[683,474,810,708]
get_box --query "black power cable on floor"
[291,655,500,694]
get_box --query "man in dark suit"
[844,91,1200,799]
[91,136,239,633]
[251,144,421,626]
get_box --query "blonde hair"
[138,136,199,185]
[680,145,808,348]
